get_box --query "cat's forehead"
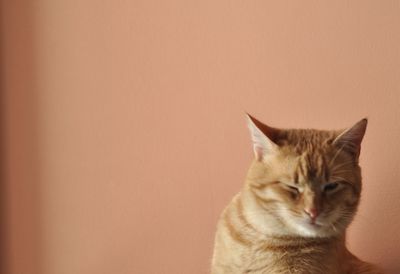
[276,151,330,184]
[276,129,341,183]
[275,129,339,151]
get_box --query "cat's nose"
[304,207,319,222]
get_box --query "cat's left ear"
[333,118,368,159]
[246,113,280,161]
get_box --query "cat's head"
[245,114,367,238]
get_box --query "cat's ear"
[246,113,279,161]
[333,118,368,159]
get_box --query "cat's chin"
[293,221,339,238]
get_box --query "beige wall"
[2,1,400,273]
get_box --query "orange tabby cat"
[211,114,382,274]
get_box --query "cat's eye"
[287,185,299,193]
[323,182,339,192]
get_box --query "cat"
[211,114,383,274]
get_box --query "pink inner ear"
[247,114,279,142]
[338,119,367,145]
[333,119,367,159]
[254,145,265,161]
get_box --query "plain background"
[2,0,400,273]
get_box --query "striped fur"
[211,116,382,274]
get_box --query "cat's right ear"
[246,113,279,161]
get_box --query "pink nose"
[304,207,319,221]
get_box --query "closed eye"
[323,182,339,192]
[287,185,299,193]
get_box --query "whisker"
[328,143,347,167]
[330,169,354,175]
[330,161,354,172]
[351,211,375,226]
[329,176,349,182]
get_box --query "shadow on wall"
[1,0,43,273]
[0,10,5,273]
